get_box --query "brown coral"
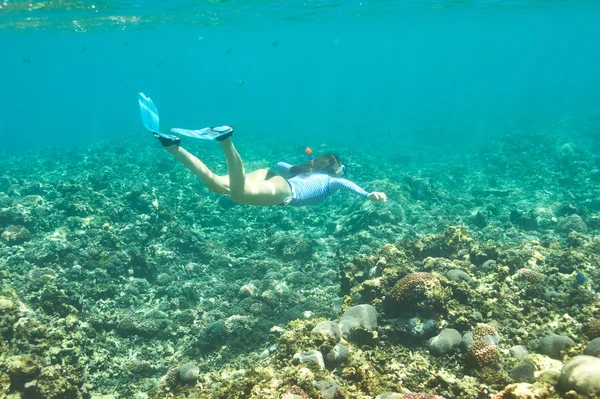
[467,341,501,367]
[473,323,499,342]
[514,268,547,297]
[515,268,545,283]
[391,272,441,304]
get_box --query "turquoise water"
[2,2,600,398]
[2,0,599,154]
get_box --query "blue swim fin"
[139,92,160,133]
[139,93,180,146]
[139,93,232,143]
[170,126,233,141]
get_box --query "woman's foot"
[153,132,180,147]
[208,126,234,141]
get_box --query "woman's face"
[335,164,346,177]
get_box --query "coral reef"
[390,272,443,313]
[1,127,599,398]
[466,341,501,367]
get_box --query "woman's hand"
[368,192,387,202]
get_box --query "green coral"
[115,309,170,338]
[7,354,40,391]
[24,364,85,399]
[413,226,474,259]
[1,225,31,245]
[0,294,19,339]
[471,365,509,389]
[341,243,412,303]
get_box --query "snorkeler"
[139,93,387,207]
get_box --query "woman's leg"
[246,169,271,181]
[218,138,246,201]
[163,143,270,192]
[165,145,230,194]
[218,138,291,206]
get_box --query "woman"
[139,93,387,207]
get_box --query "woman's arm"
[276,162,293,178]
[330,178,387,202]
[329,178,368,197]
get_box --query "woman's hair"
[288,154,343,178]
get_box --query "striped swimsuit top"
[276,162,369,207]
